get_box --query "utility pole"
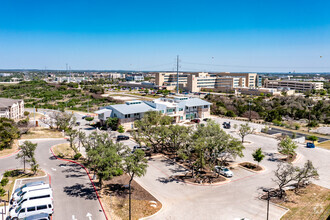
[176,55,179,94]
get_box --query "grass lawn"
[274,184,330,220]
[0,140,19,157]
[20,127,63,139]
[52,143,75,158]
[0,169,46,203]
[317,140,330,150]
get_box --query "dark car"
[117,135,129,141]
[191,119,200,123]
[76,122,81,126]
[306,142,315,148]
[223,122,231,129]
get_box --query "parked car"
[223,122,231,129]
[9,198,53,220]
[214,166,233,178]
[82,116,87,119]
[132,145,150,152]
[203,118,210,122]
[75,122,81,126]
[11,184,51,203]
[12,188,53,208]
[24,213,50,220]
[13,182,45,196]
[191,119,200,123]
[116,135,129,141]
[306,142,315,148]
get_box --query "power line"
[181,61,330,69]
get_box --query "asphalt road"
[0,139,106,220]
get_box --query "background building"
[0,98,24,119]
[264,79,324,92]
[155,72,259,92]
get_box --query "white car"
[214,166,233,178]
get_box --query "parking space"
[229,166,256,182]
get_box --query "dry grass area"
[20,127,63,139]
[52,143,75,158]
[99,175,161,220]
[0,140,19,157]
[0,169,46,203]
[273,184,330,220]
[317,140,330,150]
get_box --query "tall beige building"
[155,72,259,92]
[264,79,324,92]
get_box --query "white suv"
[214,166,233,178]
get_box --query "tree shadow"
[63,183,97,200]
[156,176,178,184]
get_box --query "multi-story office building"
[264,79,324,92]
[125,73,144,81]
[0,98,24,120]
[95,97,211,130]
[155,72,258,92]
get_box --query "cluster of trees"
[78,132,148,220]
[16,141,39,174]
[41,111,76,131]
[206,94,330,124]
[0,81,115,112]
[0,118,21,150]
[132,111,245,178]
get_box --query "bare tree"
[272,162,297,198]
[295,160,319,189]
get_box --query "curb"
[0,149,20,159]
[236,162,267,174]
[50,145,109,220]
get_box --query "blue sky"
[0,0,329,72]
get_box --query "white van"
[12,188,53,208]
[11,184,50,203]
[9,198,53,220]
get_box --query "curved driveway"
[0,139,106,220]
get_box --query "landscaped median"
[0,168,46,205]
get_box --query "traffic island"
[0,169,46,204]
[174,171,227,185]
[0,140,20,159]
[238,162,264,172]
[99,174,162,220]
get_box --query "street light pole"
[267,191,270,220]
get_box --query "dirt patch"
[239,162,262,171]
[270,184,330,220]
[52,143,75,158]
[278,154,297,163]
[317,140,330,150]
[0,140,19,157]
[99,174,161,220]
[175,171,226,184]
[20,127,63,139]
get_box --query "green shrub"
[73,153,82,160]
[3,170,20,177]
[0,187,6,197]
[85,117,94,121]
[24,111,30,116]
[294,123,300,130]
[225,110,236,117]
[0,178,9,186]
[118,125,125,133]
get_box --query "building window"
[204,105,208,108]
[179,108,183,111]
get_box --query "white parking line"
[51,168,56,171]
[72,215,77,220]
